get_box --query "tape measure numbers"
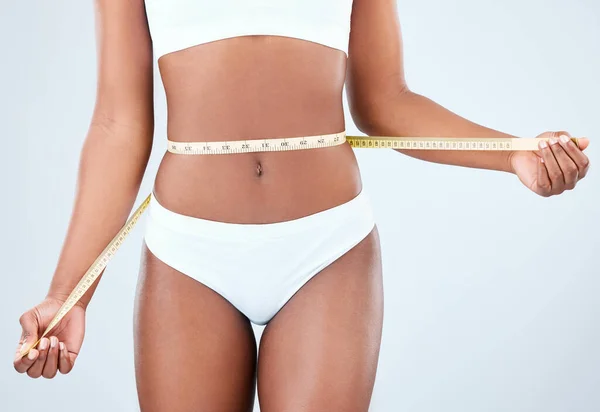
[346,135,581,151]
[167,132,581,154]
[19,195,152,359]
[18,132,583,359]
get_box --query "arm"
[346,0,555,174]
[46,0,154,308]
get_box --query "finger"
[14,335,27,359]
[58,342,74,374]
[13,348,39,374]
[543,130,589,151]
[27,337,50,379]
[558,134,591,179]
[536,153,552,197]
[540,138,565,194]
[42,336,60,379]
[550,136,579,190]
[14,339,26,364]
[18,311,39,356]
[576,137,590,151]
[539,130,570,141]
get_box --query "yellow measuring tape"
[166,132,581,154]
[18,132,582,359]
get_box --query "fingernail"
[39,338,47,350]
[50,337,57,348]
[549,138,559,145]
[539,140,548,149]
[560,135,570,144]
[540,157,545,163]
[59,342,65,351]
[27,350,36,360]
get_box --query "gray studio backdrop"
[1,1,598,411]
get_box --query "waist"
[152,131,363,223]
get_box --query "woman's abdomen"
[153,35,363,223]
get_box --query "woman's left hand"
[509,131,590,197]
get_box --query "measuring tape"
[167,131,581,154]
[19,132,582,359]
[19,195,152,359]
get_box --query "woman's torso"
[153,35,362,223]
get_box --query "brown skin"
[14,0,154,378]
[14,0,589,409]
[346,0,589,189]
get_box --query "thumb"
[18,310,40,354]
[575,137,590,151]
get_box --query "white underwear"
[143,190,376,325]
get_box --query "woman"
[13,0,590,411]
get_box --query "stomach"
[152,35,363,223]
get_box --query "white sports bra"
[144,0,354,59]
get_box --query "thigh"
[257,225,384,412]
[134,243,257,412]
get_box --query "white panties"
[143,190,376,325]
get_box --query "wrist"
[505,150,517,174]
[45,290,88,310]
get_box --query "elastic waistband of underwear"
[147,189,374,239]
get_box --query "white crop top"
[144,0,354,59]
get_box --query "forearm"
[46,120,153,309]
[359,90,517,173]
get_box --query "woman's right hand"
[13,296,85,378]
